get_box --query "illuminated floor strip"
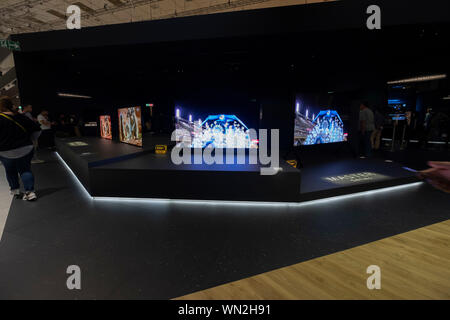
[56,152,423,207]
[92,182,423,207]
[55,152,92,200]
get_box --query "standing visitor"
[359,101,375,157]
[22,104,35,121]
[37,109,55,148]
[0,97,41,201]
[371,107,385,151]
[21,104,45,163]
[424,108,433,130]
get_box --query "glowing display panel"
[294,95,348,146]
[99,115,112,140]
[118,106,142,147]
[175,111,258,148]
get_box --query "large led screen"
[118,106,143,147]
[99,115,112,140]
[294,96,348,146]
[174,110,258,148]
[173,91,259,148]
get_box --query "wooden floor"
[176,220,450,300]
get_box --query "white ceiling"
[0,0,335,39]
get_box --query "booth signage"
[155,145,168,154]
[323,172,389,185]
[67,141,89,147]
[0,39,21,51]
[286,160,298,168]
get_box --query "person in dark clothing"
[21,104,45,163]
[37,109,55,148]
[359,101,375,157]
[371,107,385,151]
[0,96,41,201]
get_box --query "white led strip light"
[55,152,92,200]
[55,152,423,207]
[57,93,92,99]
[387,74,447,85]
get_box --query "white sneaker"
[23,191,37,201]
[10,189,21,196]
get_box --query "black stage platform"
[56,137,419,202]
[299,159,419,201]
[90,153,301,202]
[56,137,301,202]
[55,135,172,192]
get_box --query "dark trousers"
[359,131,373,157]
[0,150,35,192]
[38,129,55,148]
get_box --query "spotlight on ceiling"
[387,74,447,85]
[57,93,92,99]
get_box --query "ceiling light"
[58,93,92,99]
[387,74,447,84]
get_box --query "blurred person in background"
[424,108,433,130]
[429,111,449,142]
[21,104,44,164]
[371,106,385,151]
[68,114,81,137]
[56,114,71,137]
[0,97,41,201]
[37,109,56,149]
[22,104,35,122]
[359,101,375,157]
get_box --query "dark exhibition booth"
[12,0,447,204]
[1,0,450,302]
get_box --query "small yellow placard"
[155,145,168,154]
[286,160,297,168]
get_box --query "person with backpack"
[0,96,41,201]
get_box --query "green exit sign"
[0,39,21,51]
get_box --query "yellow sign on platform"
[286,160,298,168]
[155,145,167,154]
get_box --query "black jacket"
[0,113,41,151]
